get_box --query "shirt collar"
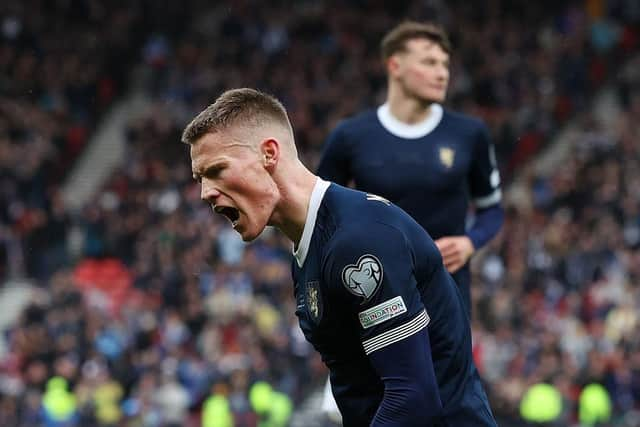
[293,177,331,267]
[376,102,443,139]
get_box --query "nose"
[436,65,449,81]
[200,179,221,203]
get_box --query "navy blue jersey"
[292,179,496,426]
[317,104,503,313]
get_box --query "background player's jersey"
[292,179,495,426]
[317,104,502,244]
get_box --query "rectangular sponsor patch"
[358,296,407,329]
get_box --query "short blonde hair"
[181,88,292,145]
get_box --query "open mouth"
[214,205,240,228]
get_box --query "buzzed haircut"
[181,88,292,145]
[380,21,451,62]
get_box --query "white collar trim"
[293,177,330,268]
[376,103,443,139]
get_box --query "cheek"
[414,64,444,79]
[256,180,278,210]
[239,169,276,210]
[229,165,262,192]
[406,68,431,85]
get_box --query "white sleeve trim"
[474,188,502,208]
[362,310,430,355]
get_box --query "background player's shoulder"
[439,109,490,148]
[332,109,379,136]
[441,108,487,132]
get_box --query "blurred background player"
[317,21,505,423]
[318,21,504,317]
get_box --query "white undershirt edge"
[377,103,443,139]
[293,177,330,268]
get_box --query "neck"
[387,83,433,124]
[269,161,318,245]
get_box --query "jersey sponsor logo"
[305,281,322,324]
[358,296,407,329]
[341,254,383,302]
[439,146,455,168]
[366,193,391,205]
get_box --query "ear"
[259,138,280,170]
[387,55,402,77]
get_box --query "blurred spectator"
[154,359,190,427]
[41,376,78,427]
[202,381,234,427]
[249,381,292,427]
[0,0,148,280]
[519,382,563,425]
[579,383,612,426]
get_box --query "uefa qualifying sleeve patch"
[341,254,383,302]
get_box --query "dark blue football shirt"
[317,104,504,314]
[292,178,496,426]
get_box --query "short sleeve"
[468,122,502,209]
[323,222,429,355]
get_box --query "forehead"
[404,38,449,59]
[190,131,238,171]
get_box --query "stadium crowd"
[1,0,639,425]
[472,54,640,426]
[0,0,150,281]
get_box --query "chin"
[419,90,447,104]
[239,230,258,242]
[238,225,265,242]
[425,94,446,104]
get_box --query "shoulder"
[330,109,379,138]
[442,108,485,128]
[438,109,493,153]
[320,186,443,293]
[441,108,488,134]
[321,215,414,296]
[323,185,409,234]
[322,189,414,260]
[330,217,408,253]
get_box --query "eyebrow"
[192,161,227,181]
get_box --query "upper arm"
[323,223,428,353]
[323,223,442,424]
[468,122,502,209]
[317,124,351,186]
